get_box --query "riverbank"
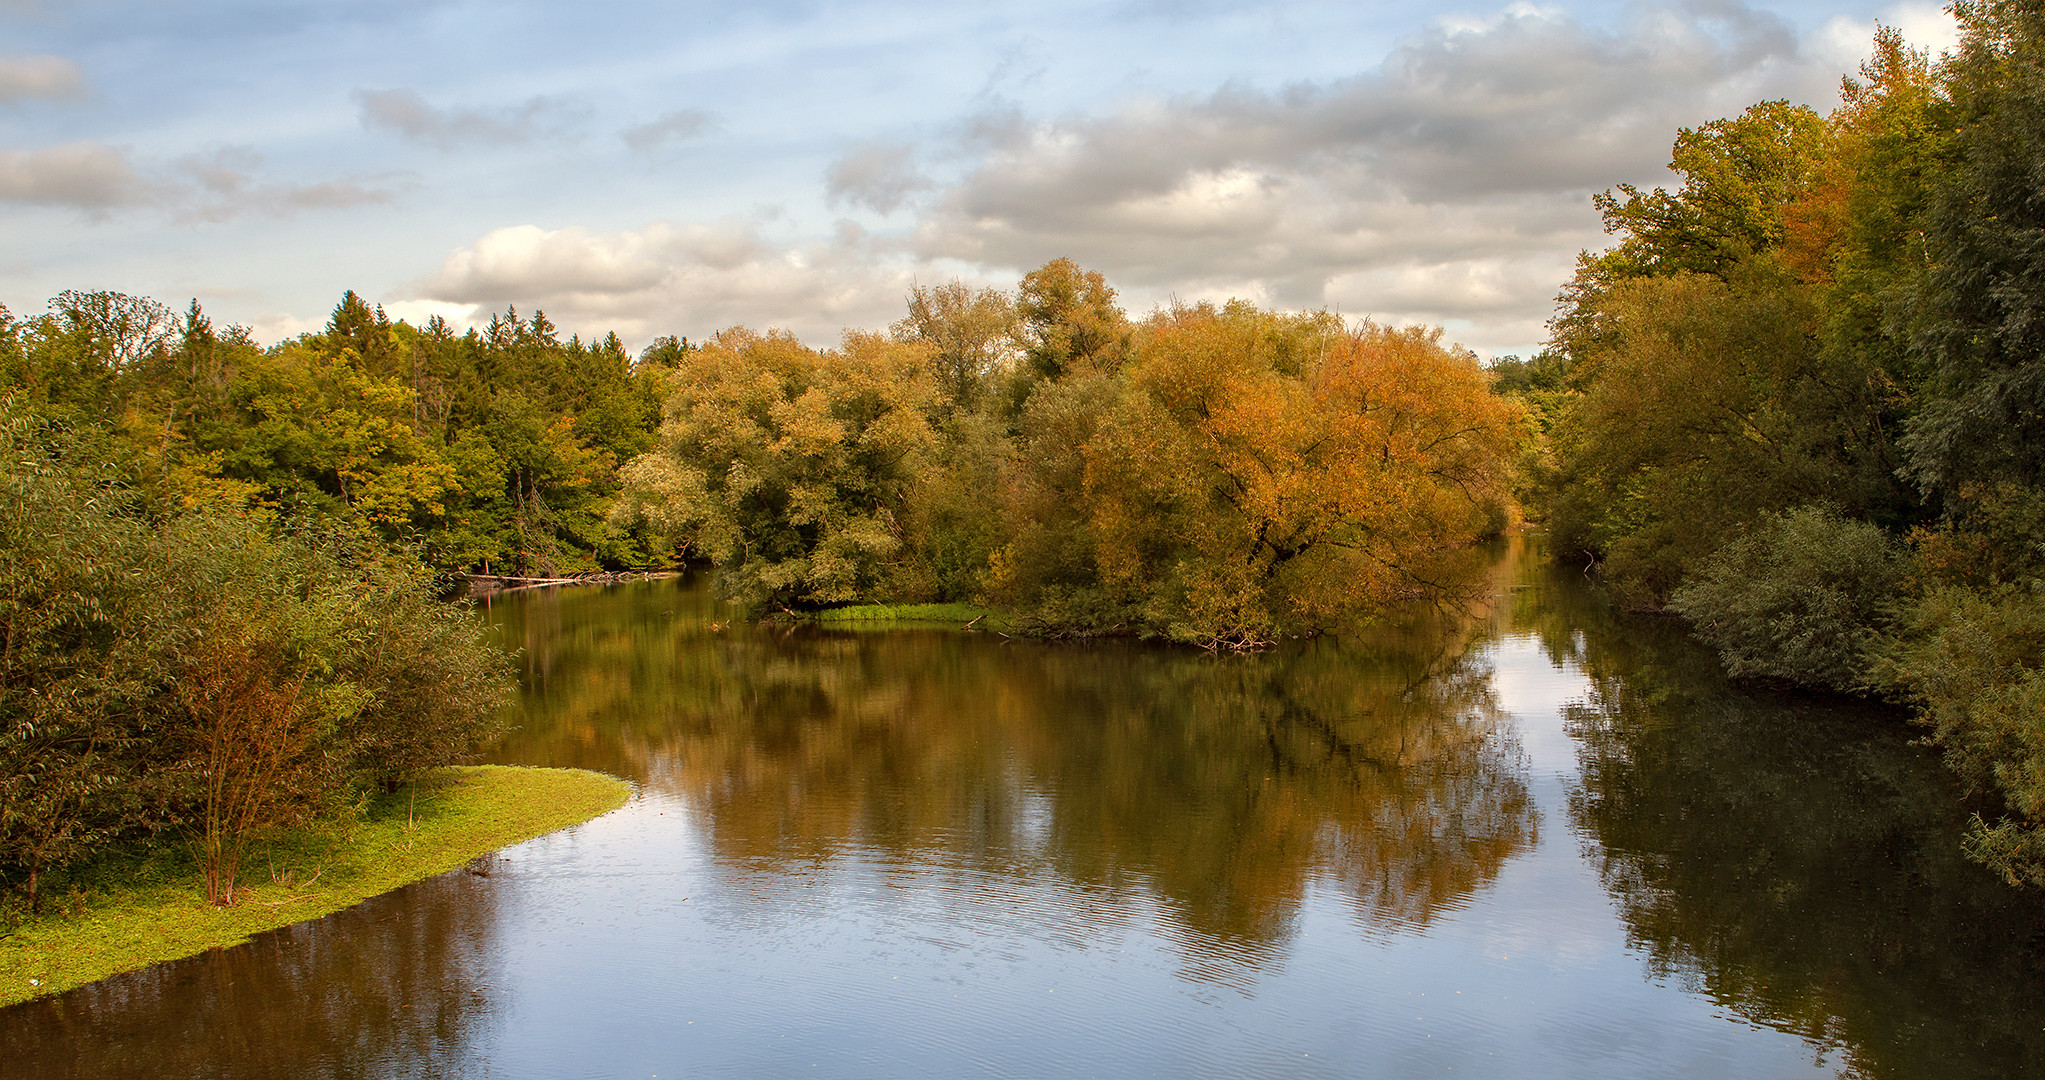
[0,765,631,1008]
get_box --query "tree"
[994,302,1525,647]
[617,327,939,613]
[890,280,1019,412]
[1015,258,1129,383]
[1902,0,2045,500]
[0,412,163,911]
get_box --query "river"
[6,540,2044,1078]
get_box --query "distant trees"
[0,289,673,577]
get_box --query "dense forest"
[1497,8,2045,887]
[0,290,676,575]
[9,7,2045,905]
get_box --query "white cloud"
[173,147,401,221]
[396,1,1905,358]
[0,54,85,102]
[411,220,914,345]
[241,310,327,346]
[1815,3,1962,72]
[897,0,1842,352]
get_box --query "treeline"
[0,411,511,910]
[1502,11,2045,885]
[615,262,1525,649]
[0,289,675,574]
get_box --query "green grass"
[811,602,1008,629]
[0,764,630,1007]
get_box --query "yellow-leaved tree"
[615,327,939,613]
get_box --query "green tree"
[1902,0,2045,500]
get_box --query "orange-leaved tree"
[1003,300,1526,648]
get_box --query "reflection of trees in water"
[1516,551,2045,1080]
[0,867,503,1078]
[486,579,1536,953]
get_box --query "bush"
[1669,505,1904,689]
[1878,582,2045,886]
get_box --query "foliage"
[616,327,940,613]
[1535,17,2045,886]
[1015,257,1130,383]
[0,413,165,911]
[0,411,516,907]
[990,301,1523,647]
[1669,505,1905,690]
[1902,0,2045,499]
[890,280,1019,412]
[0,289,672,576]
[1878,580,2045,886]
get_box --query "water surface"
[8,543,2044,1078]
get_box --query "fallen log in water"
[458,570,681,596]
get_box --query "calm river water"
[8,541,2045,1078]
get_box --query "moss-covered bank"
[0,764,630,1007]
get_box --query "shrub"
[1878,582,2045,886]
[1669,505,1904,689]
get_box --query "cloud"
[0,142,146,208]
[1815,3,1962,71]
[0,54,85,103]
[0,141,400,219]
[826,142,931,215]
[623,108,713,151]
[403,1,1894,357]
[410,220,914,345]
[898,0,1836,351]
[173,147,401,222]
[354,88,584,149]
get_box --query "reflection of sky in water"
[444,627,1834,1080]
[24,560,2035,1078]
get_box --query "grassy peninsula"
[0,765,629,1008]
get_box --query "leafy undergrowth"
[0,765,630,1008]
[811,602,1008,630]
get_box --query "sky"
[0,0,1962,358]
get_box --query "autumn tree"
[890,280,1019,413]
[616,327,940,613]
[992,302,1524,647]
[1015,258,1130,383]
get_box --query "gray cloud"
[402,1,1859,357]
[174,147,401,221]
[899,0,1829,349]
[826,142,930,215]
[622,108,713,151]
[0,142,146,208]
[355,88,584,149]
[0,54,85,103]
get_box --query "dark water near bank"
[8,541,2045,1078]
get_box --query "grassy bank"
[810,602,1008,629]
[0,765,631,1008]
